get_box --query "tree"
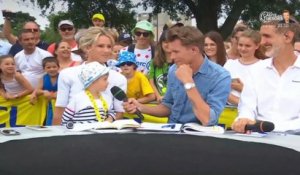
[139,0,300,39]
[22,0,137,33]
[40,12,69,43]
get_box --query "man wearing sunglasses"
[121,20,155,75]
[3,17,49,56]
[47,20,81,61]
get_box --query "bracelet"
[106,115,116,122]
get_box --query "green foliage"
[40,13,68,43]
[139,0,300,38]
[24,0,137,33]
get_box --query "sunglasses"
[23,28,39,33]
[60,27,74,32]
[135,31,150,37]
[119,62,135,67]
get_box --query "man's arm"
[232,73,257,133]
[123,98,170,117]
[175,65,212,125]
[184,84,211,125]
[3,18,18,44]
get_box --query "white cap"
[58,20,74,28]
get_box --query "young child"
[0,55,33,100]
[30,57,60,125]
[61,62,116,125]
[30,57,60,102]
[107,44,124,72]
[117,51,155,104]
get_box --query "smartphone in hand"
[231,78,239,83]
[0,129,20,136]
[2,10,16,18]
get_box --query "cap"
[117,51,137,67]
[118,33,132,42]
[58,20,74,28]
[131,20,154,37]
[79,62,110,89]
[92,13,105,21]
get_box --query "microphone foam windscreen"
[110,86,127,101]
[261,121,275,132]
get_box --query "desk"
[0,128,300,175]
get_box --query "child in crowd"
[224,29,266,105]
[30,57,60,125]
[107,44,123,72]
[62,62,116,125]
[30,57,59,103]
[149,30,173,103]
[117,51,155,104]
[0,55,33,100]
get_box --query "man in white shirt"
[232,21,300,132]
[14,30,52,88]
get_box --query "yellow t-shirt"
[127,71,154,99]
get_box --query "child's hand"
[4,93,15,100]
[43,90,52,100]
[156,94,164,103]
[30,94,37,105]
[105,116,114,123]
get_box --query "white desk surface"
[1,126,300,152]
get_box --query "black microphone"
[110,86,144,121]
[245,121,275,133]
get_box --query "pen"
[162,124,176,129]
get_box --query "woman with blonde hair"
[54,27,127,125]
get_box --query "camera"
[2,10,16,19]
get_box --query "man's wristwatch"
[184,82,196,90]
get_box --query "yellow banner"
[0,96,50,128]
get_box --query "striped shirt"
[62,91,115,125]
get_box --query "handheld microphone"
[110,86,144,121]
[245,121,274,133]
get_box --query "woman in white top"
[0,55,33,99]
[54,27,127,125]
[224,29,266,105]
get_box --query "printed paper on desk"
[69,119,140,132]
[137,123,182,132]
[181,123,225,134]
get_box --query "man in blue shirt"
[123,26,231,126]
[3,18,48,56]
